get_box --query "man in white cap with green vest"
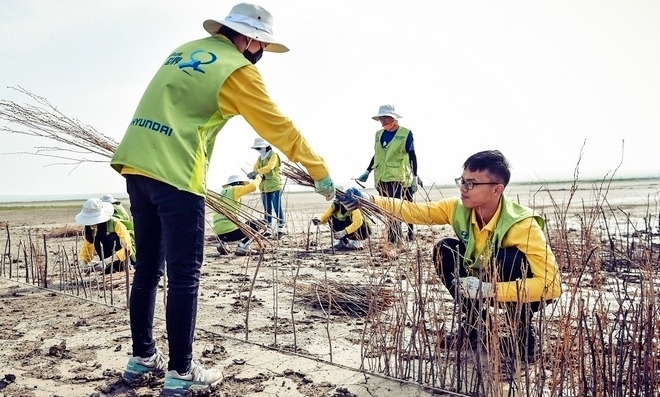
[111,3,335,394]
[355,104,422,259]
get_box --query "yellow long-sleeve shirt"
[253,153,279,176]
[317,205,365,235]
[374,196,561,303]
[233,176,261,199]
[122,36,329,186]
[219,56,328,181]
[79,221,133,264]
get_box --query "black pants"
[218,220,266,245]
[433,237,541,337]
[95,233,133,274]
[330,217,371,242]
[377,181,413,243]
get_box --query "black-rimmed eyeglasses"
[455,177,501,190]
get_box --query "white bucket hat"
[75,198,114,226]
[250,137,270,149]
[372,104,403,120]
[203,3,289,53]
[223,174,250,187]
[101,194,120,204]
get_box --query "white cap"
[223,174,250,187]
[101,194,120,204]
[75,198,114,226]
[372,104,402,120]
[203,3,289,53]
[251,137,270,149]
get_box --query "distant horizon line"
[1,175,657,204]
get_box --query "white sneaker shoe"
[122,348,169,382]
[346,239,364,250]
[235,243,261,256]
[162,361,223,395]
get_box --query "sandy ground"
[0,180,658,397]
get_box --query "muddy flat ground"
[0,179,658,397]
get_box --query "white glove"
[79,260,88,267]
[334,229,347,239]
[458,276,495,299]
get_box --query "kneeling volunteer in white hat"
[75,198,135,274]
[110,3,336,393]
[213,173,268,255]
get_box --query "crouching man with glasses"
[338,150,562,365]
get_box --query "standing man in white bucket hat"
[355,104,422,259]
[111,3,335,394]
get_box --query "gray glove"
[334,229,347,239]
[247,171,258,180]
[312,217,321,226]
[458,276,496,299]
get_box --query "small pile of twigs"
[0,87,265,244]
[281,162,394,223]
[285,278,393,317]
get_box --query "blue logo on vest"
[178,50,217,76]
[460,231,469,242]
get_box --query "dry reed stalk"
[42,234,48,289]
[0,87,266,245]
[124,257,131,309]
[243,252,265,341]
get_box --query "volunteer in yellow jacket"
[110,3,334,393]
[247,138,286,239]
[340,150,561,363]
[312,189,372,250]
[75,198,135,274]
[355,104,422,259]
[213,174,267,256]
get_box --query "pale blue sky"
[1,0,659,199]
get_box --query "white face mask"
[259,147,269,159]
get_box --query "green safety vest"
[331,203,374,228]
[332,203,350,222]
[450,196,545,272]
[373,127,412,186]
[257,151,282,193]
[112,203,131,223]
[106,217,136,262]
[111,36,251,196]
[212,187,241,235]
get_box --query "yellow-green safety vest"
[450,196,545,273]
[257,151,282,193]
[111,36,251,196]
[373,127,412,186]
